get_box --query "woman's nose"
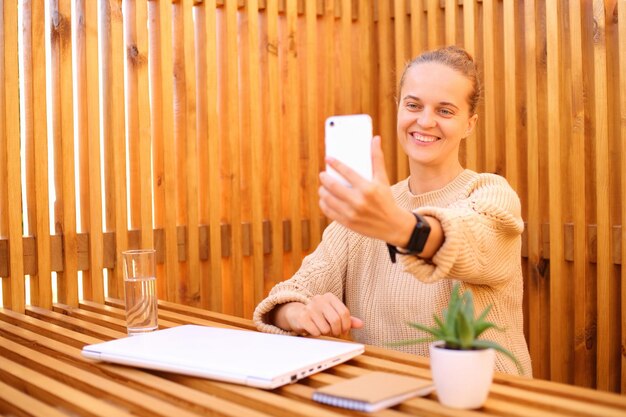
[417,109,436,128]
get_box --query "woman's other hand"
[270,294,363,337]
[319,136,415,247]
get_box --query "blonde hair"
[398,45,482,114]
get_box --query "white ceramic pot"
[429,341,495,409]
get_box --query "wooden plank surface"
[0,0,625,395]
[2,302,626,417]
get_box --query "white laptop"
[81,324,364,389]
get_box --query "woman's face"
[397,62,477,172]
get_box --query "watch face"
[409,213,431,253]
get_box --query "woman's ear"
[465,113,478,137]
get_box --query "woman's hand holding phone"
[319,134,416,247]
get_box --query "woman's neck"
[408,162,465,195]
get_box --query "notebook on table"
[312,371,435,412]
[81,324,364,389]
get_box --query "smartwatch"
[386,212,431,263]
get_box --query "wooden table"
[1,299,625,417]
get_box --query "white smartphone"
[324,114,373,186]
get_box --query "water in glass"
[124,276,158,335]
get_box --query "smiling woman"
[254,46,532,377]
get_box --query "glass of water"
[122,249,158,336]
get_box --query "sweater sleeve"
[400,174,524,285]
[253,221,350,335]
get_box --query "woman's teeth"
[412,133,438,143]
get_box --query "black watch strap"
[386,212,431,263]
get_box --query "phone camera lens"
[329,121,334,127]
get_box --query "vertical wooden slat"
[195,1,209,309]
[204,0,222,311]
[0,0,7,306]
[225,0,242,315]
[618,0,626,394]
[444,0,456,45]
[18,1,34,305]
[173,2,201,305]
[159,0,179,302]
[376,1,396,183]
[266,0,283,289]
[426,0,440,49]
[306,0,322,252]
[592,0,617,392]
[569,0,593,388]
[482,0,497,174]
[546,0,569,384]
[182,0,200,305]
[20,0,35,266]
[55,0,78,305]
[172,1,187,303]
[31,0,52,307]
[462,0,477,171]
[1,0,25,311]
[99,0,113,297]
[286,0,301,274]
[112,0,127,297]
[339,0,351,113]
[410,0,425,58]
[49,0,62,302]
[358,0,373,118]
[71,0,92,299]
[394,0,408,180]
[136,1,152,251]
[101,0,127,298]
[124,0,141,231]
[503,0,518,190]
[247,0,264,311]
[148,0,164,298]
[87,0,104,302]
[524,0,548,381]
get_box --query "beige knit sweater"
[254,170,532,376]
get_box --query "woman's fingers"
[300,293,361,337]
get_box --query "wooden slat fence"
[0,0,624,393]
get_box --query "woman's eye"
[406,102,421,110]
[439,108,454,116]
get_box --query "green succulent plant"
[390,282,523,375]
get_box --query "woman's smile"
[410,131,440,144]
